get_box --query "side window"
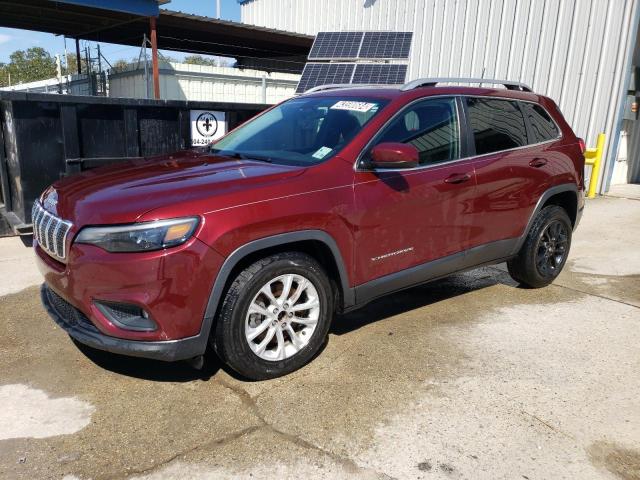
[375,98,460,166]
[466,98,528,155]
[524,103,560,143]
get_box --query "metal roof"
[0,0,313,63]
[54,0,163,17]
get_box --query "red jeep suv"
[35,79,585,380]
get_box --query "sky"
[0,0,242,65]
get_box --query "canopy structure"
[0,0,313,97]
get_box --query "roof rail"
[303,83,401,94]
[401,77,533,92]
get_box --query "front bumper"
[42,284,206,361]
[35,235,223,341]
[36,232,225,361]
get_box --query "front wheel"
[507,205,572,288]
[213,252,334,380]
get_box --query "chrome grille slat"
[31,204,39,243]
[39,211,49,246]
[34,209,43,243]
[58,222,71,258]
[34,205,43,244]
[53,221,63,257]
[32,201,73,262]
[44,214,54,252]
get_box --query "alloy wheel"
[535,220,569,277]
[244,274,320,361]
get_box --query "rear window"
[524,103,560,143]
[466,98,528,155]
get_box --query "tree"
[62,53,78,76]
[112,59,129,71]
[0,63,8,87]
[4,47,57,85]
[183,54,219,67]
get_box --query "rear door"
[465,97,554,247]
[353,96,477,285]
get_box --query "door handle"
[444,173,472,184]
[529,158,548,168]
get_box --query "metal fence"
[0,91,267,235]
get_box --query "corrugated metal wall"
[242,0,639,193]
[108,62,299,104]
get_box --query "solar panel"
[358,32,413,59]
[352,64,408,85]
[295,63,356,93]
[308,32,364,60]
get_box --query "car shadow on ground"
[331,266,516,335]
[73,340,224,382]
[71,267,516,383]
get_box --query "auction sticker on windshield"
[330,101,377,112]
[312,146,333,159]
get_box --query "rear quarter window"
[466,98,529,155]
[523,103,560,143]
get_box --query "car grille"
[44,286,98,332]
[32,201,73,261]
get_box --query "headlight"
[75,217,199,253]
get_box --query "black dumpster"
[0,92,267,236]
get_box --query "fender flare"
[200,230,354,340]
[512,183,579,255]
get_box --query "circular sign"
[196,112,218,138]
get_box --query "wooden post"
[149,16,160,100]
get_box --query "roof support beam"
[150,16,160,99]
[75,38,82,75]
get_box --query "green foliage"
[183,55,219,67]
[0,47,57,86]
[112,59,130,71]
[62,53,78,76]
[0,62,8,87]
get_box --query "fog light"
[94,301,157,332]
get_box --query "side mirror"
[369,142,419,169]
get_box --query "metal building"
[240,0,640,193]
[109,62,299,104]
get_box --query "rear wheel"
[213,252,333,380]
[507,205,572,288]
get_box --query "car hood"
[44,150,305,225]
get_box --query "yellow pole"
[585,133,605,199]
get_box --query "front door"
[353,97,477,286]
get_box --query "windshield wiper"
[210,149,273,163]
[229,152,273,163]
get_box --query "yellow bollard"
[584,133,605,199]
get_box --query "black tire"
[213,252,334,380]
[507,205,572,288]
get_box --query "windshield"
[211,97,389,166]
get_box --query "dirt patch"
[559,267,640,308]
[588,441,640,480]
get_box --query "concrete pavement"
[0,195,638,480]
[0,236,41,297]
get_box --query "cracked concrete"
[0,195,639,479]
